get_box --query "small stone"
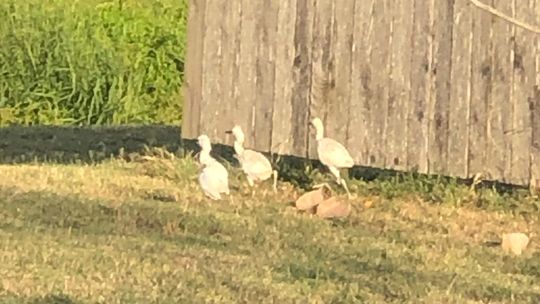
[501,232,530,256]
[316,197,351,219]
[295,184,332,213]
[363,199,374,209]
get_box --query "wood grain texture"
[347,0,374,165]
[308,0,335,159]
[235,0,258,149]
[488,0,513,182]
[324,1,354,157]
[386,0,413,171]
[271,0,297,155]
[219,0,242,146]
[530,86,540,189]
[182,0,206,139]
[531,1,540,189]
[253,1,278,152]
[407,0,433,173]
[468,0,492,178]
[428,0,452,175]
[366,0,391,168]
[510,0,534,185]
[200,0,225,140]
[447,0,473,178]
[290,0,315,157]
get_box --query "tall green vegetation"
[0,0,187,126]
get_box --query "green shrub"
[0,0,187,126]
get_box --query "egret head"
[225,125,245,156]
[197,134,212,152]
[310,117,324,140]
[225,125,245,143]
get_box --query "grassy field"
[0,0,187,126]
[0,150,539,303]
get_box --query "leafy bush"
[0,0,187,125]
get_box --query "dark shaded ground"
[0,125,183,164]
[0,124,525,194]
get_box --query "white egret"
[225,125,277,193]
[197,134,230,200]
[310,117,354,198]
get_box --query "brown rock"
[501,232,530,256]
[316,197,351,219]
[363,198,375,209]
[295,184,332,213]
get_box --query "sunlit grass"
[0,151,539,303]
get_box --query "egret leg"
[328,166,351,198]
[328,166,342,185]
[272,170,278,193]
[208,192,220,200]
[340,178,352,199]
[246,176,255,197]
[246,176,255,187]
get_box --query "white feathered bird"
[226,125,277,193]
[197,134,230,200]
[310,117,354,198]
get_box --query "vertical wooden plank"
[427,0,452,175]
[321,1,355,158]
[199,0,225,139]
[468,0,492,177]
[348,0,374,165]
[308,0,335,159]
[530,86,540,189]
[386,0,413,171]
[487,0,513,182]
[511,0,534,185]
[182,0,206,139]
[531,1,540,189]
[219,0,242,146]
[236,0,258,150]
[271,0,297,155]
[447,0,472,178]
[290,0,315,157]
[253,1,278,152]
[366,0,391,168]
[407,0,433,173]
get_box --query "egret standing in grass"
[310,117,354,199]
[225,125,277,194]
[197,134,230,200]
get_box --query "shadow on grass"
[0,294,78,304]
[0,188,248,255]
[0,124,531,197]
[274,247,540,303]
[0,124,182,164]
[29,294,78,304]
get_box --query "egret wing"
[241,149,273,180]
[199,169,221,200]
[199,161,229,199]
[318,138,354,168]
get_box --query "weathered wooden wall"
[182,0,540,187]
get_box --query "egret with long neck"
[196,134,230,200]
[226,125,277,193]
[310,117,354,199]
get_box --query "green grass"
[0,151,539,303]
[0,0,187,126]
